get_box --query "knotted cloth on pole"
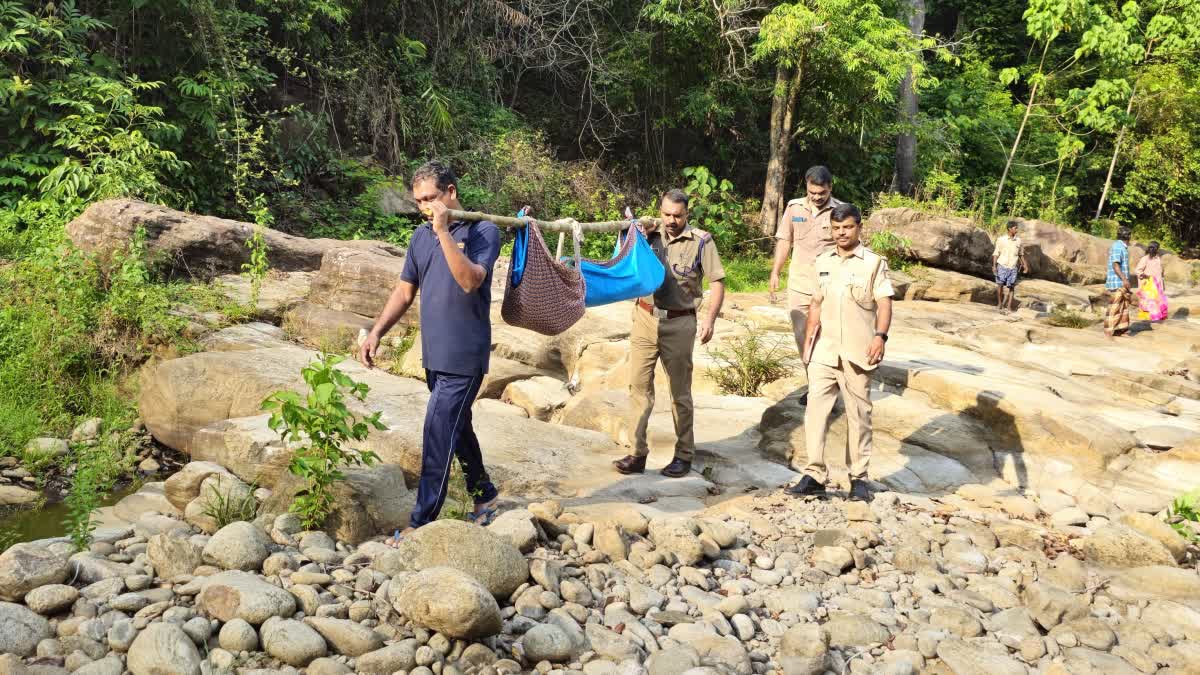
[445,209,661,234]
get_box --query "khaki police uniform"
[776,196,842,351]
[629,225,725,462]
[802,245,894,484]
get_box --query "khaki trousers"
[803,358,872,483]
[788,289,811,354]
[628,305,697,461]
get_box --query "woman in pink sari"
[1135,241,1169,322]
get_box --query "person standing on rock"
[614,189,726,479]
[358,160,500,541]
[992,220,1028,314]
[789,203,893,503]
[1104,227,1134,338]
[769,166,843,355]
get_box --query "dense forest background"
[1,0,1199,459]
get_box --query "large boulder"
[373,519,528,597]
[866,208,995,278]
[307,247,415,321]
[262,463,411,545]
[282,302,375,350]
[196,570,297,624]
[203,521,271,571]
[0,601,53,657]
[1078,524,1177,568]
[0,544,70,602]
[392,567,502,639]
[163,461,234,511]
[66,199,403,279]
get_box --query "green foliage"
[62,431,133,551]
[706,329,795,397]
[241,200,271,309]
[683,166,758,257]
[199,481,261,529]
[0,199,185,453]
[263,353,387,529]
[868,230,915,273]
[1167,491,1200,543]
[437,461,479,522]
[720,256,777,294]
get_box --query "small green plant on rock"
[1167,491,1200,543]
[437,462,479,522]
[241,198,271,310]
[199,480,261,529]
[262,353,386,529]
[706,328,795,397]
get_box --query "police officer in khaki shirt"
[769,166,843,354]
[789,203,893,502]
[614,189,726,478]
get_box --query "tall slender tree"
[754,0,920,235]
[891,0,927,196]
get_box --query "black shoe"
[850,479,873,502]
[613,455,646,475]
[787,475,826,497]
[659,458,692,478]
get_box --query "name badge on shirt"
[819,271,829,276]
[794,216,807,222]
[456,242,465,249]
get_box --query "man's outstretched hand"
[358,333,381,369]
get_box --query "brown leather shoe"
[613,455,647,475]
[660,458,691,478]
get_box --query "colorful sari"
[1137,276,1168,322]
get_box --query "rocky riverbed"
[1,462,1197,675]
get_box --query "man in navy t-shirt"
[358,160,501,539]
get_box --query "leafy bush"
[868,229,915,272]
[706,329,795,397]
[262,353,387,529]
[683,166,760,257]
[721,256,777,293]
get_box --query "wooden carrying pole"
[445,209,660,234]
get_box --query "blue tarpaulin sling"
[573,223,666,307]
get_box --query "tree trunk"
[759,64,803,236]
[1095,83,1140,220]
[993,42,1050,215]
[890,0,925,196]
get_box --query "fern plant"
[262,353,386,529]
[706,329,795,397]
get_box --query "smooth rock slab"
[196,570,297,624]
[127,622,202,675]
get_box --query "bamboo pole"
[445,209,660,233]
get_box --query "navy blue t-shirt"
[401,220,501,376]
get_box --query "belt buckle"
[654,307,668,320]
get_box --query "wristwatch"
[874,332,889,342]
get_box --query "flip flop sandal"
[467,505,498,526]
